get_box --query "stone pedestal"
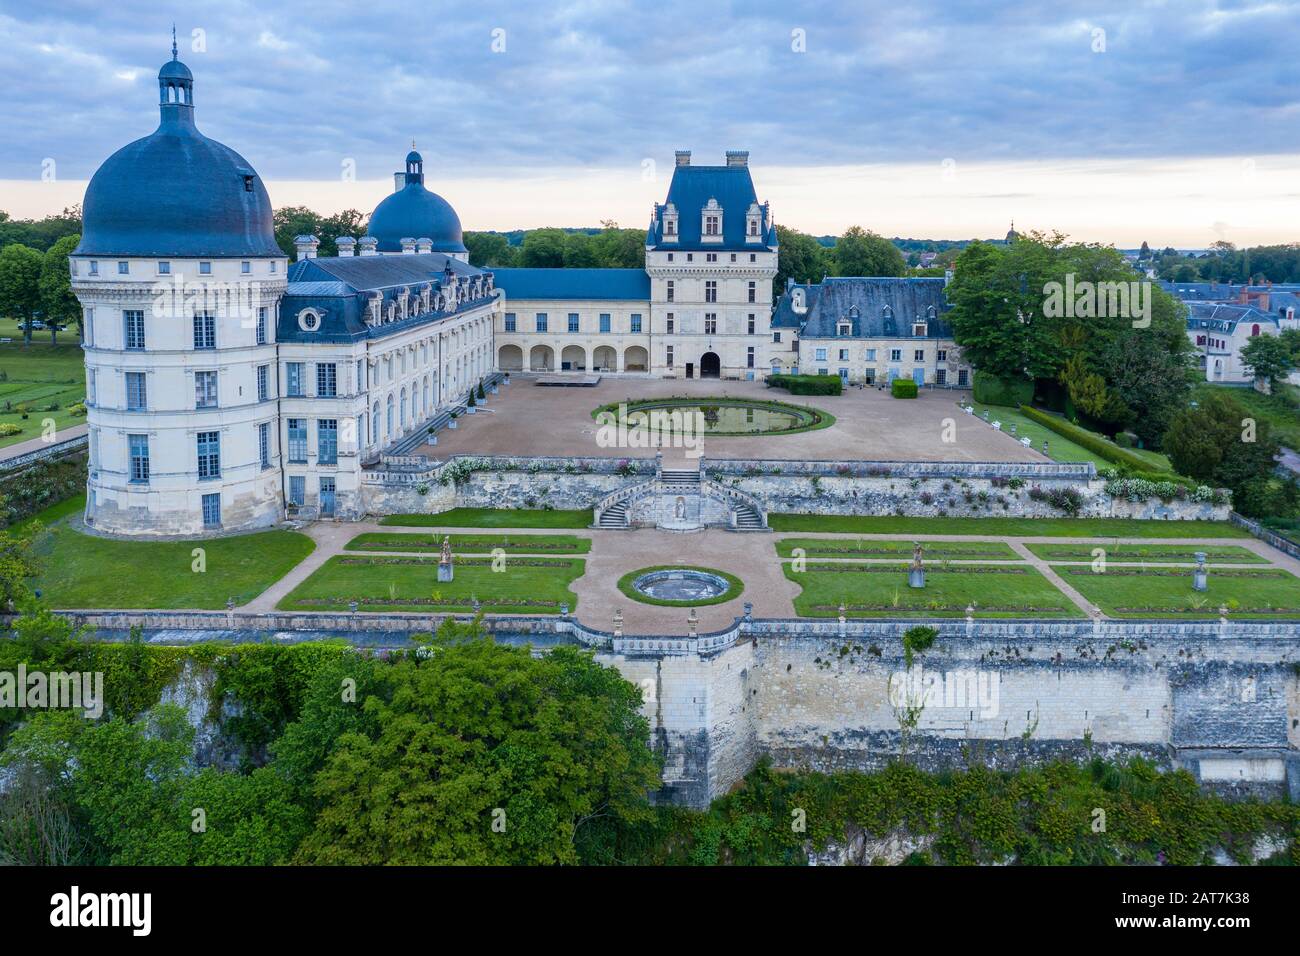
[438,563,453,582]
[908,568,926,589]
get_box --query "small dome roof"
[368,150,465,254]
[75,57,280,259]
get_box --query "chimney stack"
[726,150,749,167]
[416,237,433,254]
[359,236,378,257]
[293,234,319,261]
[335,236,356,257]
[400,237,417,255]
[675,150,691,167]
[393,171,406,193]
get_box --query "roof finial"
[171,24,178,60]
[411,138,417,150]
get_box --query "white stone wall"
[495,297,651,373]
[798,336,972,387]
[73,254,287,535]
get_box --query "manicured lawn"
[379,507,593,529]
[6,492,85,535]
[1194,382,1300,450]
[30,526,316,609]
[775,537,1019,560]
[973,402,1171,472]
[768,514,1250,538]
[783,562,1083,618]
[1025,543,1267,564]
[345,531,591,554]
[1055,565,1300,619]
[278,554,584,614]
[0,337,87,449]
[616,565,744,607]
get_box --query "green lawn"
[1025,542,1267,564]
[0,336,86,449]
[1193,382,1300,450]
[768,514,1250,538]
[379,507,594,529]
[6,492,85,535]
[1056,565,1300,619]
[973,402,1171,472]
[775,537,1019,560]
[783,562,1083,618]
[278,554,584,614]
[345,531,591,554]
[31,526,316,609]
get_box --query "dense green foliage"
[1018,406,1163,473]
[1154,240,1300,285]
[585,759,1299,866]
[767,373,842,396]
[272,206,366,259]
[890,378,918,398]
[0,453,86,527]
[1163,391,1286,517]
[947,233,1194,447]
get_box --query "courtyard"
[414,374,1044,465]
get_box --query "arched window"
[371,402,380,443]
[386,394,394,436]
[400,388,408,427]
[1251,324,1261,336]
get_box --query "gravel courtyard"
[415,374,1045,465]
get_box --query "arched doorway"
[593,346,617,372]
[529,345,554,371]
[700,351,721,378]
[561,345,586,371]
[624,346,648,372]
[498,344,524,371]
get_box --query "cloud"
[0,0,1295,189]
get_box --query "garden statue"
[908,542,926,589]
[437,535,454,582]
[1193,552,1208,592]
[613,608,624,638]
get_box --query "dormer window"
[838,322,851,337]
[661,203,679,243]
[913,323,928,337]
[89,261,98,275]
[297,309,322,333]
[745,202,763,243]
[701,198,723,242]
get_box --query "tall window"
[568,313,580,333]
[257,365,269,402]
[599,313,611,333]
[747,314,756,335]
[704,314,717,335]
[287,419,308,463]
[201,493,221,529]
[258,422,271,469]
[747,281,756,304]
[196,431,220,480]
[630,313,642,333]
[705,280,717,303]
[535,313,548,333]
[193,312,216,350]
[666,313,675,334]
[128,434,149,483]
[288,476,305,507]
[318,419,338,465]
[286,362,304,397]
[124,310,145,350]
[316,363,337,397]
[256,307,268,345]
[747,347,755,368]
[666,281,674,303]
[125,372,147,411]
[704,215,720,236]
[504,312,517,332]
[195,370,218,408]
[666,345,674,367]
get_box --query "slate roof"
[1185,303,1280,332]
[787,277,953,339]
[288,252,481,291]
[646,163,774,251]
[771,282,820,329]
[490,268,650,300]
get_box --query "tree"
[464,231,517,268]
[1239,333,1295,394]
[1163,391,1279,516]
[39,234,81,343]
[293,620,659,864]
[272,206,365,259]
[830,226,906,277]
[0,243,44,345]
[773,225,829,298]
[520,228,568,268]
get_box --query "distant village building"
[1161,280,1300,383]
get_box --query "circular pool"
[618,565,744,607]
[593,398,833,436]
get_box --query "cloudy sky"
[1,0,1297,245]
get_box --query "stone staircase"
[592,461,768,532]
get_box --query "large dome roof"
[75,55,280,259]
[367,149,466,254]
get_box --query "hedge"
[890,378,918,399]
[767,374,842,396]
[972,371,1033,407]
[1018,405,1161,473]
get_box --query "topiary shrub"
[767,373,842,396]
[972,370,1033,407]
[891,378,919,399]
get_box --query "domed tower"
[71,43,288,535]
[367,147,468,259]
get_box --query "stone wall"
[356,454,1228,521]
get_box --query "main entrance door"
[700,351,721,378]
